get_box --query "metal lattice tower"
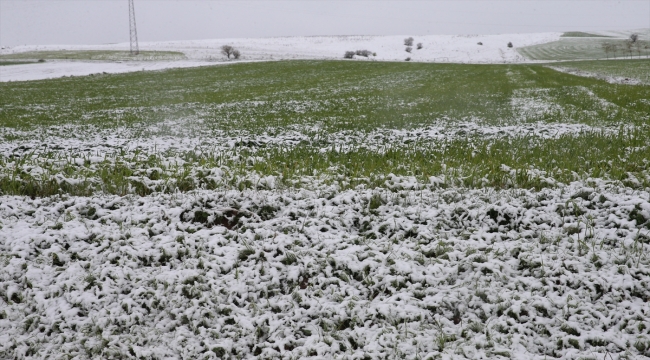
[128,0,139,55]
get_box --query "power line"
[129,0,139,55]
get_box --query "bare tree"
[625,40,634,58]
[609,44,618,58]
[417,43,423,50]
[405,46,412,53]
[233,49,241,59]
[344,51,355,59]
[628,34,642,58]
[221,45,235,59]
[507,42,513,48]
[635,40,643,58]
[601,42,610,59]
[404,37,414,46]
[608,43,615,58]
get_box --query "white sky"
[1,1,649,47]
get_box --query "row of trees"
[601,34,647,59]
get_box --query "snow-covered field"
[0,60,220,83]
[2,180,649,359]
[549,60,650,86]
[0,32,559,82]
[1,32,650,359]
[517,29,650,61]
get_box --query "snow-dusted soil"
[0,120,626,159]
[548,66,645,86]
[0,33,560,82]
[1,180,650,359]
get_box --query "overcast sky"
[1,1,649,47]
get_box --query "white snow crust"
[1,180,649,359]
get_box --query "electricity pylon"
[128,0,139,55]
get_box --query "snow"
[1,180,649,359]
[2,30,649,359]
[548,66,646,85]
[0,60,220,82]
[0,121,625,160]
[0,32,561,82]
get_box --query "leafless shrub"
[625,40,634,58]
[405,57,411,62]
[610,43,619,58]
[634,40,643,58]
[344,51,355,59]
[507,42,513,48]
[233,49,241,59]
[417,43,423,50]
[601,42,611,59]
[355,49,372,57]
[221,45,235,59]
[404,37,414,46]
[477,42,483,46]
[630,33,639,43]
[405,47,412,53]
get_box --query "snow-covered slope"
[0,33,560,82]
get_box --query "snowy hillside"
[0,33,560,82]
